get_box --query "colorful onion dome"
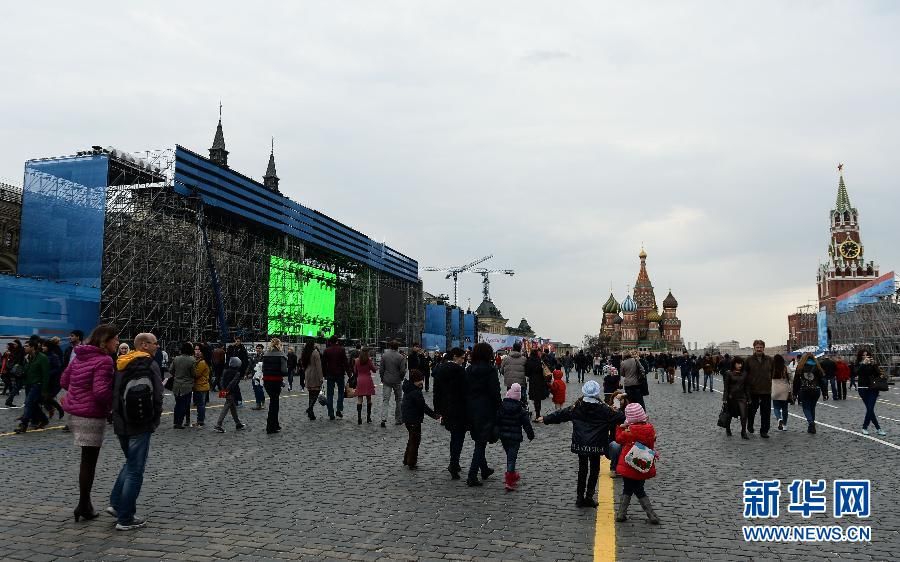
[663,291,678,309]
[602,293,620,314]
[646,308,661,323]
[621,294,637,313]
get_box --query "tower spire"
[835,163,852,214]
[263,136,280,193]
[209,102,229,167]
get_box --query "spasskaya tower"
[817,164,879,311]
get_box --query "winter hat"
[506,383,522,401]
[228,357,242,368]
[410,369,424,383]
[582,380,601,403]
[625,402,648,424]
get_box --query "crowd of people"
[0,328,892,532]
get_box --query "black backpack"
[120,357,156,425]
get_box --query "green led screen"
[268,256,336,337]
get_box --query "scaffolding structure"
[98,148,421,350]
[828,283,900,373]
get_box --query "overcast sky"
[2,1,899,348]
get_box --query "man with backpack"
[109,332,163,531]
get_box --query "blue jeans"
[502,440,520,472]
[21,383,49,426]
[800,390,820,425]
[110,432,151,525]
[326,378,345,418]
[173,392,192,426]
[828,378,838,400]
[192,391,207,424]
[703,373,714,391]
[859,389,881,430]
[606,441,622,473]
[252,381,265,406]
[772,400,789,425]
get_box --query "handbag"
[163,376,174,391]
[345,385,357,399]
[717,403,731,428]
[624,442,656,473]
[218,389,229,399]
[873,369,890,392]
[347,373,358,389]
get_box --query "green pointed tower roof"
[835,174,852,214]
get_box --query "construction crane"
[423,255,492,307]
[471,268,515,303]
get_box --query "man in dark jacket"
[745,340,774,438]
[109,332,163,531]
[14,339,49,433]
[321,335,350,420]
[226,336,250,377]
[433,348,467,479]
[63,330,84,368]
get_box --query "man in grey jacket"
[379,340,407,428]
[500,342,528,403]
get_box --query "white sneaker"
[861,428,870,435]
[105,506,117,517]
[876,429,887,436]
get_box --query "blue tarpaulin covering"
[18,156,108,286]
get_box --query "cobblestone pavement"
[1,371,898,561]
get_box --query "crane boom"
[422,254,493,306]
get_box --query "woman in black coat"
[525,350,548,420]
[433,348,469,479]
[464,343,502,487]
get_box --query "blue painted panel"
[0,276,100,340]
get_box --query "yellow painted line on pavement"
[594,459,616,562]
[0,393,307,438]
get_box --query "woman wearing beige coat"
[301,341,324,420]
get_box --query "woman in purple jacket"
[60,324,119,522]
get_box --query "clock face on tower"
[839,240,860,259]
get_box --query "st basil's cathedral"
[600,248,683,352]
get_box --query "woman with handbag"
[791,353,828,434]
[722,356,750,439]
[856,348,887,436]
[353,349,377,424]
[59,324,118,522]
[770,355,792,432]
[300,341,324,420]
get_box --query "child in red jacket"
[550,369,566,410]
[612,403,660,524]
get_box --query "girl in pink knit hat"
[612,402,660,524]
[496,383,535,491]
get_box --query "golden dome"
[639,247,647,259]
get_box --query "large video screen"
[268,256,336,337]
